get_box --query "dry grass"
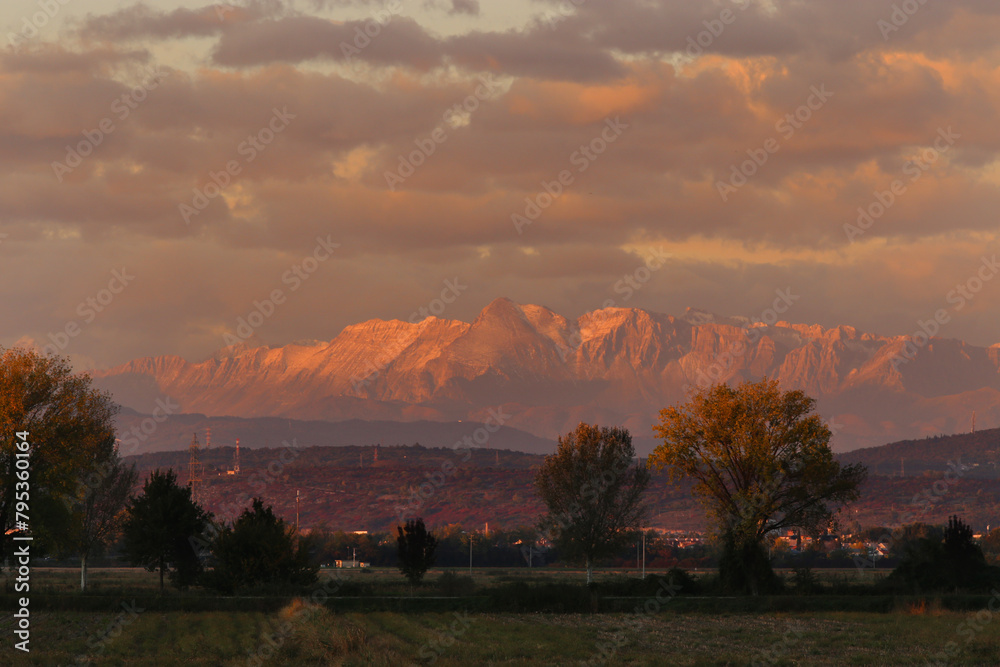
[5,607,1000,666]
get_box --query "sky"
[2,0,1000,370]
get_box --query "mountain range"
[91,298,1000,453]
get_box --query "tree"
[122,469,212,590]
[204,498,318,593]
[888,516,998,593]
[64,452,138,591]
[535,423,650,583]
[981,527,1000,566]
[650,378,866,594]
[397,518,437,584]
[0,348,119,562]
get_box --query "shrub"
[203,498,318,594]
[886,516,1000,593]
[436,571,476,596]
[791,566,820,594]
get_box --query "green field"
[4,568,1000,665]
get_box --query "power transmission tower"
[188,433,204,503]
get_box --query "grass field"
[5,605,1000,665]
[3,567,999,665]
[4,564,894,594]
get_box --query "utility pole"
[469,533,473,575]
[295,490,300,533]
[642,529,646,579]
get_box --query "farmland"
[4,568,1000,665]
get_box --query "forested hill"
[840,426,1000,478]
[128,443,546,474]
[125,442,1000,534]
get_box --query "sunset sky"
[3,0,1000,370]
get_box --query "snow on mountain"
[90,298,1000,452]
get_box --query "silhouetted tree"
[397,518,437,583]
[889,516,998,593]
[122,469,212,590]
[204,498,317,593]
[651,378,866,595]
[65,454,138,590]
[0,348,120,564]
[535,423,649,583]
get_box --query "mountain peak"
[680,307,718,325]
[89,299,1000,453]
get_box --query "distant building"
[334,560,368,568]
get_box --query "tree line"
[3,346,998,596]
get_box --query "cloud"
[2,0,1000,369]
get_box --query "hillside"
[126,443,1000,534]
[841,426,1000,478]
[93,299,1000,453]
[114,408,557,456]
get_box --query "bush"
[885,516,1000,593]
[791,566,820,594]
[202,498,318,594]
[664,567,701,595]
[486,581,591,612]
[436,571,476,596]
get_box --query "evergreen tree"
[122,469,212,590]
[205,498,317,593]
[397,518,437,583]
